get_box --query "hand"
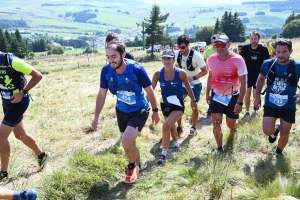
[91,119,99,131]
[191,101,197,110]
[294,94,300,105]
[152,112,160,125]
[254,97,261,110]
[187,76,194,83]
[10,92,24,103]
[206,95,211,105]
[233,104,243,115]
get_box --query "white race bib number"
[117,91,136,105]
[213,94,232,106]
[269,93,288,107]
[182,82,194,88]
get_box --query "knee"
[162,123,171,133]
[212,121,222,129]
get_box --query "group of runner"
[1,30,298,198]
[92,32,300,184]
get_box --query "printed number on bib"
[1,91,11,100]
[213,94,232,106]
[117,91,136,105]
[182,82,194,88]
[269,93,288,107]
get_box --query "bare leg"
[162,111,183,150]
[211,113,223,148]
[13,122,43,156]
[244,87,252,112]
[277,118,292,151]
[0,124,14,172]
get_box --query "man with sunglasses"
[254,39,300,155]
[175,34,207,137]
[206,35,247,152]
[241,31,269,117]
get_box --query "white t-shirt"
[175,49,206,85]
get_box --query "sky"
[138,0,277,7]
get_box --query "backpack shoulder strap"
[177,52,182,68]
[287,58,299,88]
[266,58,277,86]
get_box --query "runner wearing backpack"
[254,38,300,155]
[0,52,51,186]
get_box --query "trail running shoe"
[157,154,166,165]
[189,127,196,136]
[37,151,51,172]
[0,172,9,186]
[20,189,37,200]
[171,146,180,153]
[125,166,138,184]
[176,127,183,138]
[269,124,280,143]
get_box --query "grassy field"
[2,40,300,199]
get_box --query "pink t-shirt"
[207,52,247,96]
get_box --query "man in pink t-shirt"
[206,35,247,152]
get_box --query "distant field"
[0,1,295,41]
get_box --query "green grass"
[2,40,300,199]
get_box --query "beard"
[110,59,122,70]
[277,56,289,64]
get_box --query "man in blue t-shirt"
[254,38,300,155]
[91,41,160,184]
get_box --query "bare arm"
[237,74,247,103]
[11,68,43,103]
[180,70,196,109]
[254,74,266,109]
[144,85,160,124]
[92,88,108,131]
[205,71,212,104]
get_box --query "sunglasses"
[162,57,173,60]
[178,46,187,50]
[214,43,227,49]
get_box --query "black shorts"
[160,102,185,117]
[263,106,296,124]
[209,92,239,119]
[247,73,259,89]
[2,103,29,127]
[116,107,150,132]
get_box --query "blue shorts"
[182,83,202,102]
[2,103,29,127]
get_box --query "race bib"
[182,81,194,88]
[269,93,288,107]
[1,91,11,100]
[117,91,136,105]
[213,94,232,106]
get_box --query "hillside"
[0,0,298,43]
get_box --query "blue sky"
[139,0,277,6]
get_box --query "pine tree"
[144,4,169,57]
[0,28,9,52]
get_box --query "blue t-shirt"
[261,59,300,109]
[100,63,152,113]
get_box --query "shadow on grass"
[238,112,259,126]
[90,182,133,200]
[249,154,292,185]
[196,115,213,129]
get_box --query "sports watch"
[236,102,243,106]
[152,108,158,112]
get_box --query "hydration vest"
[0,53,27,96]
[266,58,299,89]
[105,59,142,95]
[177,49,195,71]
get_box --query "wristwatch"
[21,88,28,94]
[193,76,197,80]
[152,108,158,112]
[236,102,243,106]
